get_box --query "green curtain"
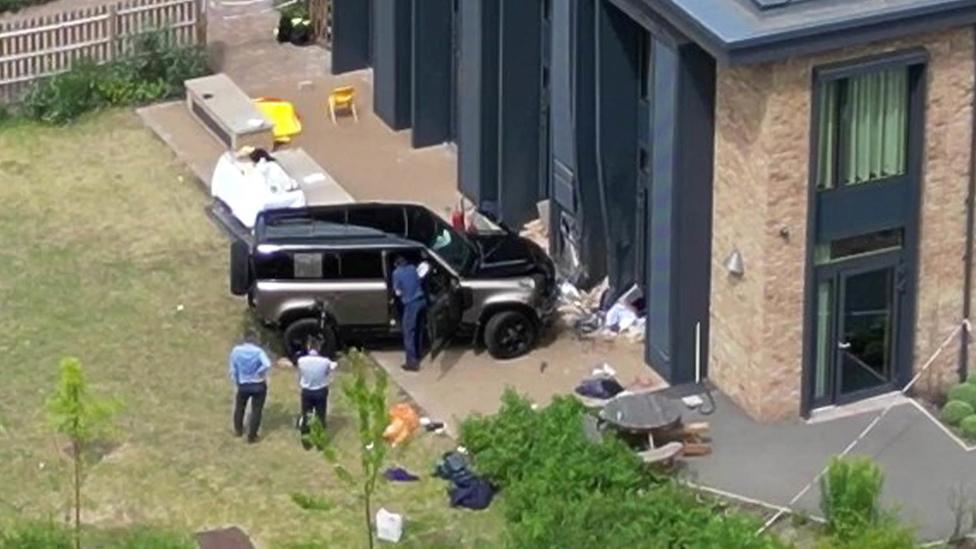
[816,82,838,190]
[842,68,908,185]
[815,281,833,400]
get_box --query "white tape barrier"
[756,320,971,536]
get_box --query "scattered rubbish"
[576,376,625,400]
[433,451,495,511]
[298,80,314,91]
[38,462,44,470]
[384,467,420,482]
[383,404,420,447]
[376,508,404,543]
[605,302,637,332]
[176,304,185,312]
[592,363,618,378]
[682,395,705,409]
[456,446,468,455]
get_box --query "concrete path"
[373,333,653,436]
[684,393,976,541]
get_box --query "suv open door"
[423,261,466,360]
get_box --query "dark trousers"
[300,387,329,432]
[233,382,267,442]
[401,300,427,368]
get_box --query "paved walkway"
[683,393,976,541]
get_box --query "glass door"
[811,253,903,408]
[835,264,897,402]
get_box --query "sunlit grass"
[0,110,504,548]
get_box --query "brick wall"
[710,26,976,421]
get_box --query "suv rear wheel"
[484,310,537,360]
[283,318,338,360]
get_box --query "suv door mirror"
[229,239,252,296]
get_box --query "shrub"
[961,415,976,441]
[941,400,975,426]
[0,521,72,549]
[820,457,884,540]
[949,383,976,410]
[968,375,976,386]
[0,0,56,14]
[460,390,785,549]
[22,29,209,124]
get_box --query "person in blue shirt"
[228,330,272,443]
[392,256,427,372]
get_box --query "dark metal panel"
[595,0,640,300]
[372,0,412,131]
[457,0,500,212]
[646,39,676,374]
[671,42,715,385]
[573,0,608,288]
[496,0,544,226]
[411,0,453,148]
[331,0,372,74]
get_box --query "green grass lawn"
[0,111,504,548]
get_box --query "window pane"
[815,280,833,400]
[348,206,406,236]
[254,251,292,279]
[814,228,903,265]
[341,251,384,279]
[841,67,908,186]
[293,253,323,279]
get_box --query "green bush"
[460,390,785,549]
[960,415,976,441]
[0,0,55,14]
[0,521,72,549]
[23,29,209,124]
[940,400,975,426]
[949,383,976,409]
[818,456,914,546]
[0,521,192,549]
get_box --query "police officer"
[392,256,426,371]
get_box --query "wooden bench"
[185,74,274,152]
[638,441,684,466]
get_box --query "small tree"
[47,357,118,549]
[305,349,388,549]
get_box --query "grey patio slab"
[683,394,974,541]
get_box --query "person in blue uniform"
[392,256,426,371]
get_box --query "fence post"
[108,5,119,60]
[194,0,207,47]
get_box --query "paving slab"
[683,394,976,541]
[371,333,659,436]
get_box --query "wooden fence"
[0,0,204,103]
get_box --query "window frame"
[811,48,928,195]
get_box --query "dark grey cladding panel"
[331,0,371,74]
[411,0,453,148]
[372,0,412,131]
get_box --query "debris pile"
[520,217,549,254]
[557,280,646,344]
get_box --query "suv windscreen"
[406,207,476,274]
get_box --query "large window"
[816,66,909,190]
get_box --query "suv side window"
[293,252,341,280]
[255,251,341,280]
[349,206,407,236]
[340,250,384,279]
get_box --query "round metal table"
[599,391,682,449]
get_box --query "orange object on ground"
[383,403,420,447]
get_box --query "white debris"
[376,508,404,543]
[176,304,185,312]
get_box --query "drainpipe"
[961,25,976,381]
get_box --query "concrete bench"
[274,148,355,205]
[185,73,274,152]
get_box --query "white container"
[376,508,403,543]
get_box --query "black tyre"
[484,310,537,360]
[283,318,338,361]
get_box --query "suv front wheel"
[283,318,338,361]
[484,310,537,360]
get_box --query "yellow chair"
[328,85,358,124]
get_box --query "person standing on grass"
[228,330,272,443]
[392,255,427,372]
[294,343,337,449]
